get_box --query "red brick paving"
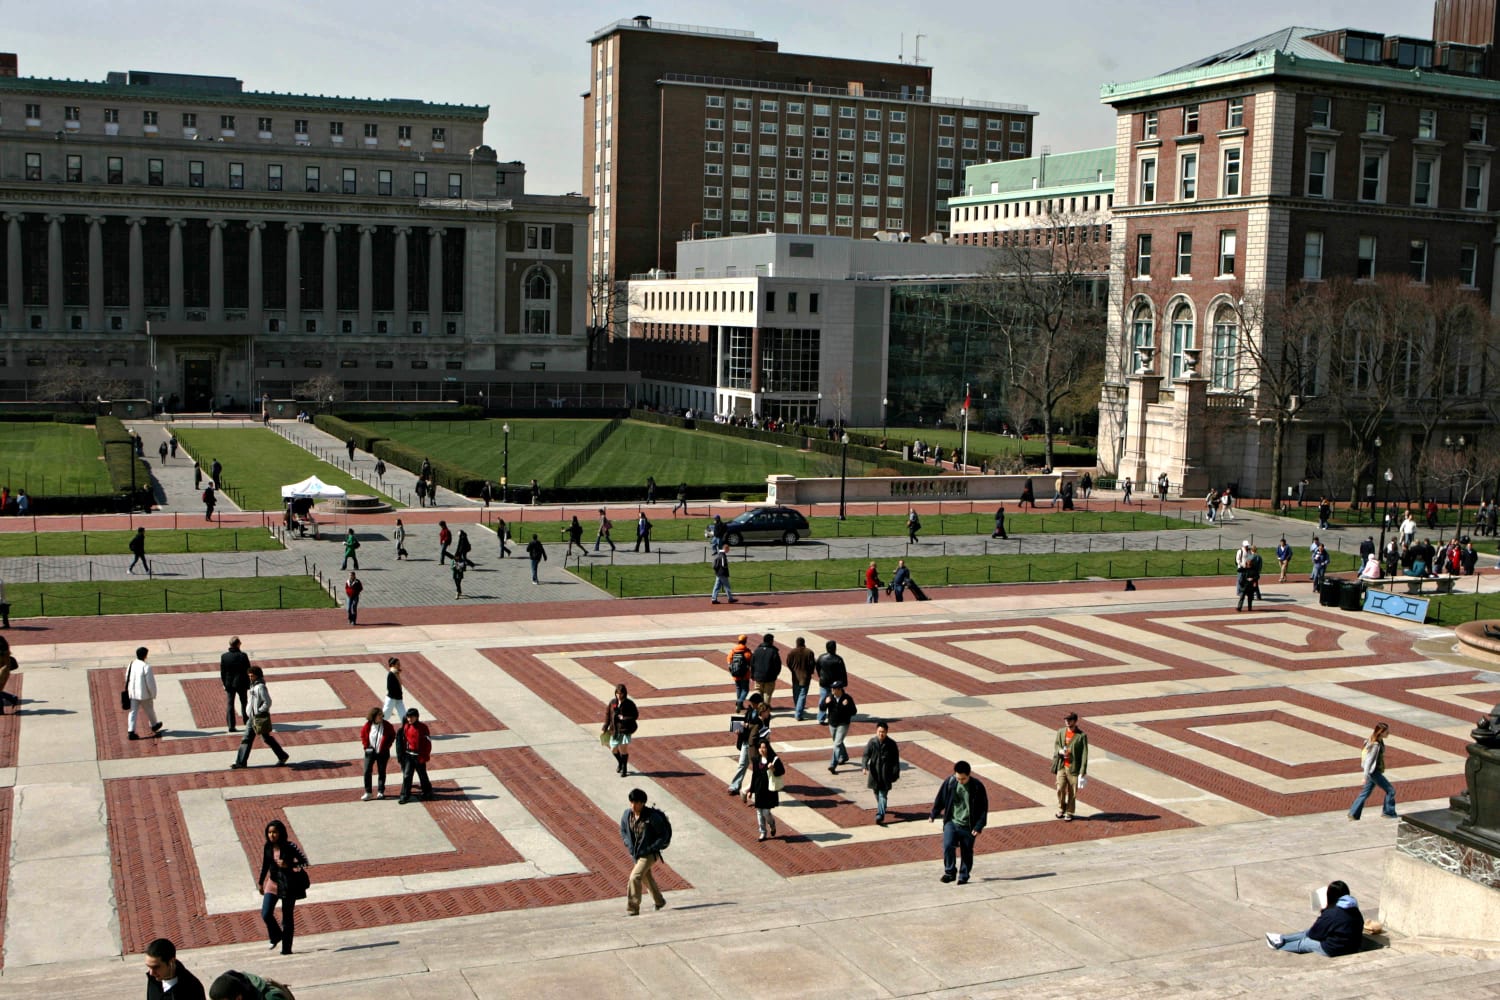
[1342,671,1500,723]
[1114,605,1420,670]
[0,788,10,963]
[106,746,688,954]
[0,676,21,769]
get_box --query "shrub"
[96,415,152,506]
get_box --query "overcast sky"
[10,0,1433,193]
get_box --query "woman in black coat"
[258,819,309,955]
[603,683,639,777]
[744,738,786,842]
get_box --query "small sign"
[1364,589,1429,623]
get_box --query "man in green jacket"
[1052,711,1089,821]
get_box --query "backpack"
[650,805,672,851]
[728,649,749,677]
[202,489,213,503]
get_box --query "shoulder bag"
[120,661,133,711]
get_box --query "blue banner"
[1363,589,1429,623]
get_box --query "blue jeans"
[942,822,976,879]
[791,683,809,720]
[728,742,752,793]
[867,587,879,603]
[817,686,831,723]
[529,557,541,582]
[874,787,888,820]
[1349,771,1397,819]
[1275,931,1327,955]
[712,575,734,602]
[829,724,849,768]
[262,892,295,952]
[733,678,749,710]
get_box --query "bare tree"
[36,368,133,415]
[293,375,343,411]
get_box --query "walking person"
[1122,477,1133,504]
[1348,722,1398,820]
[256,820,308,955]
[1311,541,1330,594]
[126,646,164,740]
[495,517,511,558]
[1220,488,1236,522]
[128,527,151,575]
[929,760,989,885]
[479,480,491,506]
[202,484,216,522]
[340,528,360,570]
[393,518,408,560]
[743,738,785,841]
[231,667,290,769]
[620,788,670,915]
[526,533,547,584]
[210,458,222,489]
[786,636,816,722]
[143,937,206,1000]
[645,476,657,505]
[862,721,901,824]
[991,503,1008,539]
[454,529,475,569]
[604,683,639,777]
[220,636,251,733]
[726,633,752,711]
[0,635,19,714]
[749,632,782,712]
[359,707,396,801]
[414,477,427,508]
[398,708,434,803]
[438,520,452,564]
[634,511,652,553]
[1236,543,1262,612]
[158,440,169,464]
[595,509,615,551]
[374,458,386,484]
[673,482,688,516]
[865,560,883,603]
[711,543,737,604]
[821,680,857,773]
[1276,537,1292,583]
[726,693,770,795]
[565,516,587,556]
[1052,712,1089,821]
[1020,477,1036,509]
[344,571,363,625]
[815,640,847,724]
[0,577,9,629]
[168,435,178,458]
[450,557,465,598]
[906,508,921,543]
[382,657,406,724]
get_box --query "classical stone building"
[0,60,615,411]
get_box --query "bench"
[1363,574,1457,595]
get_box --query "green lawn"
[0,422,114,496]
[0,528,283,558]
[361,418,609,486]
[3,576,334,618]
[1273,503,1488,533]
[172,428,401,511]
[851,426,1095,462]
[570,549,1366,598]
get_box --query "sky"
[8,0,1435,194]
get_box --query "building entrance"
[183,360,214,412]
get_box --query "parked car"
[718,506,811,546]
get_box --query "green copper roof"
[955,146,1114,202]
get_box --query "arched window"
[1169,301,1195,379]
[1211,303,1238,390]
[522,266,555,335]
[1130,299,1154,372]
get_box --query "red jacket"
[440,526,452,545]
[402,720,432,763]
[866,565,881,589]
[359,719,396,758]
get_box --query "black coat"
[750,641,782,683]
[1307,899,1365,956]
[747,753,785,808]
[863,735,901,791]
[929,774,988,833]
[146,963,206,1000]
[821,692,857,727]
[259,839,309,900]
[815,651,847,688]
[220,648,251,692]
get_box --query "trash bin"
[1319,578,1343,607]
[1339,580,1364,612]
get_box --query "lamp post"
[1445,434,1469,537]
[838,431,850,520]
[1368,436,1381,523]
[1377,467,1393,557]
[502,422,510,503]
[881,396,888,442]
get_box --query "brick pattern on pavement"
[0,676,21,769]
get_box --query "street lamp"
[838,431,850,520]
[1445,434,1469,537]
[881,396,888,443]
[1368,436,1382,523]
[502,422,511,503]
[1377,467,1394,558]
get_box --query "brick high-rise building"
[583,16,1036,352]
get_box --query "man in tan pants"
[620,788,670,915]
[1052,711,1089,821]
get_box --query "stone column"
[5,213,25,332]
[357,224,374,334]
[86,215,105,331]
[246,222,264,330]
[1121,346,1162,491]
[126,217,145,333]
[393,226,410,335]
[45,213,65,332]
[427,227,443,335]
[207,219,226,323]
[284,223,302,333]
[167,218,186,321]
[749,326,762,393]
[322,223,339,334]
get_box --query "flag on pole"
[963,391,971,414]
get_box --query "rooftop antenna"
[913,34,927,66]
[898,32,904,62]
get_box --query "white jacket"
[126,658,157,699]
[247,680,272,717]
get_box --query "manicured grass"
[1273,503,1487,533]
[0,422,114,496]
[851,426,1095,462]
[490,509,1197,545]
[1428,593,1500,627]
[172,428,401,511]
[360,418,609,486]
[570,549,1366,598]
[0,528,283,558]
[2,576,334,618]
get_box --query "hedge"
[95,415,153,508]
[0,410,95,424]
[313,414,492,497]
[325,406,484,424]
[630,410,937,477]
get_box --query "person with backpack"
[634,511,653,553]
[208,969,295,1000]
[340,529,360,571]
[603,683,639,777]
[454,529,475,569]
[398,708,433,804]
[414,477,427,508]
[619,787,671,915]
[128,527,151,575]
[907,508,921,543]
[726,633,752,711]
[749,632,782,711]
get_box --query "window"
[258,116,272,132]
[705,140,723,154]
[1140,158,1157,202]
[220,114,235,131]
[305,165,320,192]
[840,107,856,119]
[293,118,308,135]
[705,163,723,176]
[1413,155,1437,206]
[1303,231,1324,281]
[761,145,778,159]
[66,154,82,183]
[1222,147,1241,196]
[1418,108,1437,139]
[788,102,804,115]
[182,112,197,128]
[734,143,750,155]
[1144,111,1158,138]
[143,110,158,126]
[228,162,244,189]
[398,125,411,140]
[267,163,283,191]
[1409,239,1428,282]
[938,157,953,169]
[761,100,779,113]
[838,128,854,140]
[1307,146,1331,197]
[938,136,953,148]
[1218,230,1237,276]
[107,156,123,184]
[962,138,978,150]
[24,102,40,119]
[1010,142,1026,154]
[1184,104,1199,134]
[1359,151,1385,202]
[448,172,462,197]
[889,153,905,166]
[522,266,554,335]
[813,104,830,117]
[706,118,723,131]
[1464,160,1487,209]
[986,140,1002,152]
[526,225,553,250]
[377,168,392,195]
[1470,113,1488,144]
[1227,97,1244,129]
[1131,302,1154,365]
[363,123,378,138]
[785,168,802,180]
[939,114,954,126]
[329,120,344,136]
[1136,233,1152,277]
[1175,232,1192,276]
[865,130,881,143]
[733,98,751,111]
[760,122,778,134]
[148,158,163,186]
[104,108,119,124]
[786,124,803,137]
[1365,103,1385,134]
[734,121,751,133]
[1179,152,1197,200]
[1211,307,1238,390]
[811,125,829,138]
[704,185,723,198]
[1357,235,1377,279]
[1170,303,1194,378]
[1459,244,1479,286]
[342,167,356,194]
[188,160,204,187]
[809,293,819,313]
[706,95,724,108]
[1308,96,1331,129]
[413,170,427,196]
[431,127,446,143]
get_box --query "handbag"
[598,730,611,747]
[251,714,272,736]
[286,864,310,899]
[771,771,785,792]
[121,661,133,711]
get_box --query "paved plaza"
[3,574,1500,997]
